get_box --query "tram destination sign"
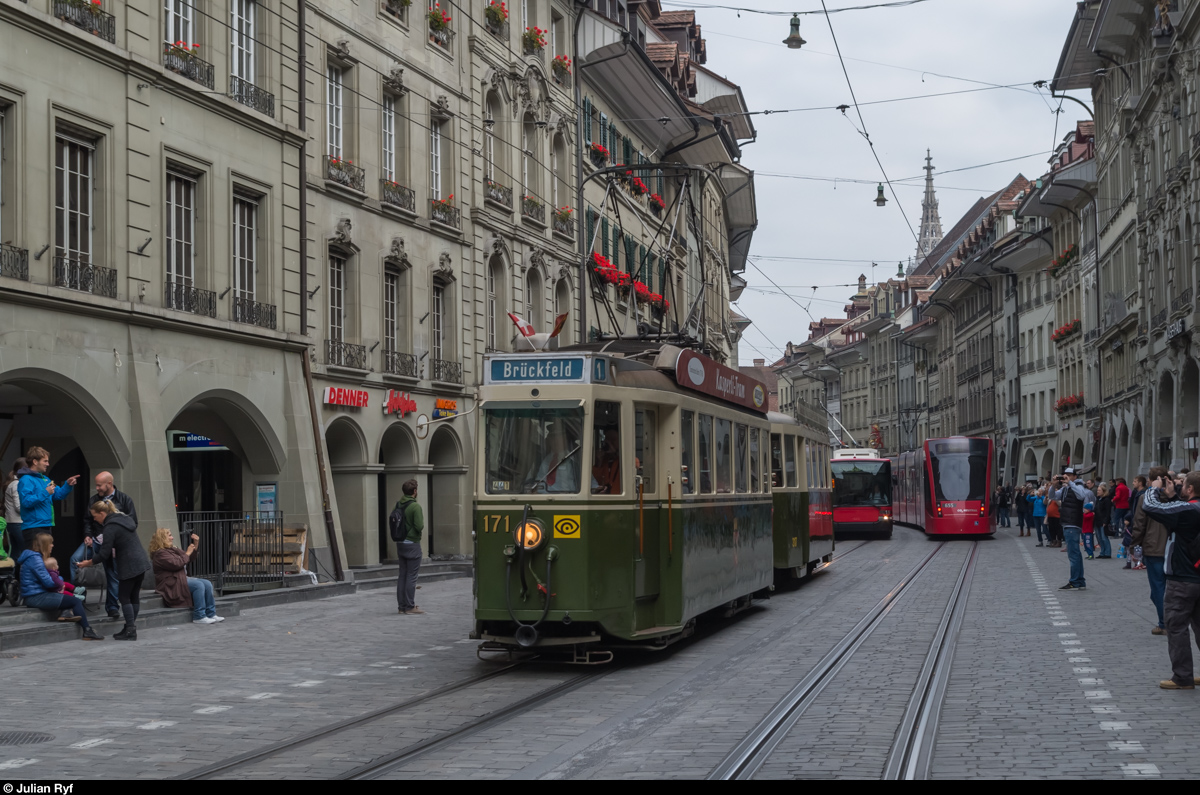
[674,349,767,414]
[486,356,591,384]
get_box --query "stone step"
[0,601,243,651]
[0,591,165,628]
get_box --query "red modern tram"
[830,450,893,538]
[893,437,995,535]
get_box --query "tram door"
[634,405,660,600]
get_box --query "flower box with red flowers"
[484,0,507,29]
[591,253,629,286]
[552,55,572,80]
[628,173,649,196]
[649,193,665,213]
[1054,393,1085,413]
[589,142,609,165]
[1048,243,1079,278]
[649,293,669,311]
[1050,318,1082,342]
[522,26,547,54]
[428,3,452,29]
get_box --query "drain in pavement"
[0,732,55,746]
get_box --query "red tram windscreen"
[925,437,994,534]
[830,457,893,534]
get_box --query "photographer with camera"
[148,528,222,625]
[1053,468,1096,591]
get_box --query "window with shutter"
[612,226,620,270]
[584,98,592,142]
[623,137,632,167]
[640,245,648,290]
[587,207,596,251]
[599,113,607,148]
[602,217,609,256]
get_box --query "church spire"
[915,149,943,266]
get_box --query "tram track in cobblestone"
[708,539,978,780]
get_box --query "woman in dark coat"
[148,527,221,624]
[77,499,152,641]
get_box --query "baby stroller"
[0,518,17,606]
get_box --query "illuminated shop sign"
[323,387,370,408]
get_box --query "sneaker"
[404,607,426,615]
[81,627,103,641]
[1086,555,1094,560]
[1160,679,1195,690]
[193,617,217,625]
[1153,626,1166,636]
[210,615,225,622]
[74,586,87,599]
[1059,583,1086,590]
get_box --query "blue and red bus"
[894,437,995,535]
[830,450,893,539]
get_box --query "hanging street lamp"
[875,183,887,206]
[782,14,806,49]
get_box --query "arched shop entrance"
[378,422,419,561]
[429,425,468,556]
[0,369,129,562]
[326,417,377,567]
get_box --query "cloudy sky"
[690,0,1085,364]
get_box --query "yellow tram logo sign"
[553,515,582,539]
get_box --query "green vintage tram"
[471,342,832,662]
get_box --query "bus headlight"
[514,518,547,551]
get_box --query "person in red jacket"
[1113,477,1132,537]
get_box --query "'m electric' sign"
[323,387,370,408]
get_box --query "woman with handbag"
[77,500,152,641]
[18,533,102,639]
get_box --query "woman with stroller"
[18,533,101,640]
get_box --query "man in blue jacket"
[17,446,79,546]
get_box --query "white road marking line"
[427,646,451,651]
[138,720,177,730]
[1058,633,1077,637]
[293,681,325,687]
[246,693,280,700]
[1053,621,1072,626]
[398,653,425,658]
[1063,648,1088,654]
[389,665,413,669]
[70,739,113,749]
[1069,657,1092,663]
[1074,667,1098,674]
[1061,640,1082,645]
[1109,741,1145,752]
[1100,721,1131,730]
[333,671,361,676]
[1121,763,1160,777]
[194,706,231,714]
[1091,705,1121,714]
[1078,678,1104,686]
[0,759,38,771]
[368,662,394,667]
[1084,690,1112,699]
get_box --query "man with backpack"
[1140,470,1200,690]
[389,479,425,615]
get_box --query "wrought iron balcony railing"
[381,180,416,212]
[430,199,461,229]
[428,24,455,51]
[229,75,274,117]
[326,339,368,369]
[553,214,575,238]
[53,0,116,42]
[382,0,409,22]
[163,44,215,89]
[0,244,29,281]
[232,295,277,329]
[383,349,418,377]
[325,156,365,192]
[1152,308,1168,328]
[521,196,546,223]
[484,17,508,39]
[165,280,217,317]
[54,256,117,298]
[1172,287,1194,315]
[485,178,513,208]
[431,357,463,384]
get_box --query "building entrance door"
[168,431,243,513]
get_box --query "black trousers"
[117,572,145,606]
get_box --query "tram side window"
[698,414,714,493]
[715,417,733,493]
[734,424,748,493]
[770,434,783,487]
[635,407,656,494]
[749,428,760,492]
[681,411,695,495]
[591,400,622,494]
[785,435,797,488]
[762,432,771,493]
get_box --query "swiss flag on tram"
[507,312,536,337]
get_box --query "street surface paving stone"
[1,526,1197,779]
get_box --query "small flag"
[549,312,569,338]
[507,312,536,337]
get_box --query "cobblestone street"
[1,527,1194,780]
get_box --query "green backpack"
[0,517,8,560]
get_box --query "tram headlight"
[514,518,547,551]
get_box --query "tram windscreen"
[830,460,892,507]
[928,438,990,503]
[483,407,585,494]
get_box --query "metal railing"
[178,511,285,595]
[521,196,546,223]
[165,280,217,317]
[552,65,571,89]
[1152,308,1168,328]
[484,18,508,39]
[0,244,29,280]
[381,180,416,212]
[1008,402,1019,416]
[428,24,455,51]
[1172,287,1194,314]
[485,178,513,208]
[163,44,215,89]
[430,199,461,229]
[553,214,574,237]
[522,39,544,58]
[232,295,277,329]
[383,0,409,22]
[383,349,417,377]
[53,0,115,42]
[54,256,117,298]
[1046,352,1056,366]
[325,156,365,192]
[229,75,274,117]
[431,357,463,384]
[326,338,368,369]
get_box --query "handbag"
[75,546,107,589]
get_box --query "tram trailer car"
[472,343,833,660]
[893,437,996,536]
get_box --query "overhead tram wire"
[818,0,918,248]
[660,0,940,15]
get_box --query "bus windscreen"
[831,460,892,507]
[928,438,989,503]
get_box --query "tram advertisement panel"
[674,349,767,414]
